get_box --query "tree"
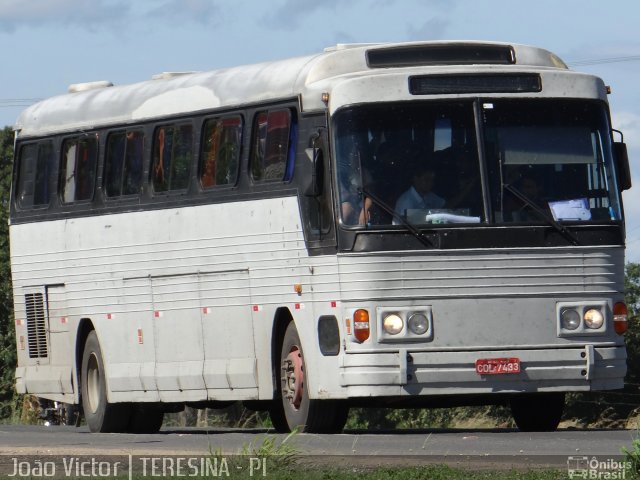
[624,262,640,385]
[0,126,16,419]
[626,262,640,317]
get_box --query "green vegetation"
[0,126,18,421]
[624,430,640,477]
[114,464,568,480]
[246,465,568,480]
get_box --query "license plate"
[475,357,521,375]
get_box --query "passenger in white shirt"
[393,163,445,224]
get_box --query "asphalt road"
[0,425,635,471]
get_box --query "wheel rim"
[282,346,304,410]
[86,353,101,413]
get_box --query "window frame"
[249,108,296,184]
[150,122,194,194]
[103,128,145,199]
[15,140,55,210]
[199,114,244,190]
[59,134,99,204]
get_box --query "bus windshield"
[334,100,622,227]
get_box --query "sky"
[1,0,639,261]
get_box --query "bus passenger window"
[250,109,295,182]
[60,136,98,203]
[105,130,144,197]
[152,124,192,192]
[16,141,54,209]
[200,116,243,188]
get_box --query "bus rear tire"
[510,392,565,432]
[270,322,348,433]
[81,331,131,433]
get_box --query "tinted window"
[105,130,144,197]
[152,124,192,192]
[200,116,243,188]
[60,136,98,203]
[250,109,295,182]
[333,102,482,226]
[482,100,621,223]
[16,141,55,208]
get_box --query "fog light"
[561,309,581,330]
[584,308,604,329]
[383,314,404,335]
[408,313,429,335]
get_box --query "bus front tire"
[81,331,131,433]
[270,322,348,433]
[510,392,565,432]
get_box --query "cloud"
[407,17,450,41]
[612,111,640,150]
[261,0,344,30]
[146,0,221,26]
[0,0,221,32]
[613,111,640,262]
[0,0,129,32]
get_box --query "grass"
[623,429,640,478]
[193,430,568,480]
[114,463,568,480]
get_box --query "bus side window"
[16,141,54,209]
[152,124,192,193]
[60,136,98,203]
[306,146,332,236]
[250,109,295,182]
[105,130,144,197]
[200,116,243,188]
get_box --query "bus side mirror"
[613,141,632,191]
[304,134,325,197]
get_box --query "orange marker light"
[613,302,628,335]
[353,309,370,343]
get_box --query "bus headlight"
[584,308,604,329]
[383,314,404,335]
[561,309,581,330]
[407,313,429,335]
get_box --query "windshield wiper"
[503,183,579,246]
[358,187,435,248]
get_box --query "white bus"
[11,40,631,434]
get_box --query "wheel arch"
[74,318,96,403]
[270,307,294,397]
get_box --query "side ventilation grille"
[25,293,48,358]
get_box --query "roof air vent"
[151,71,198,80]
[367,44,516,68]
[68,80,114,93]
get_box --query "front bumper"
[339,345,626,397]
